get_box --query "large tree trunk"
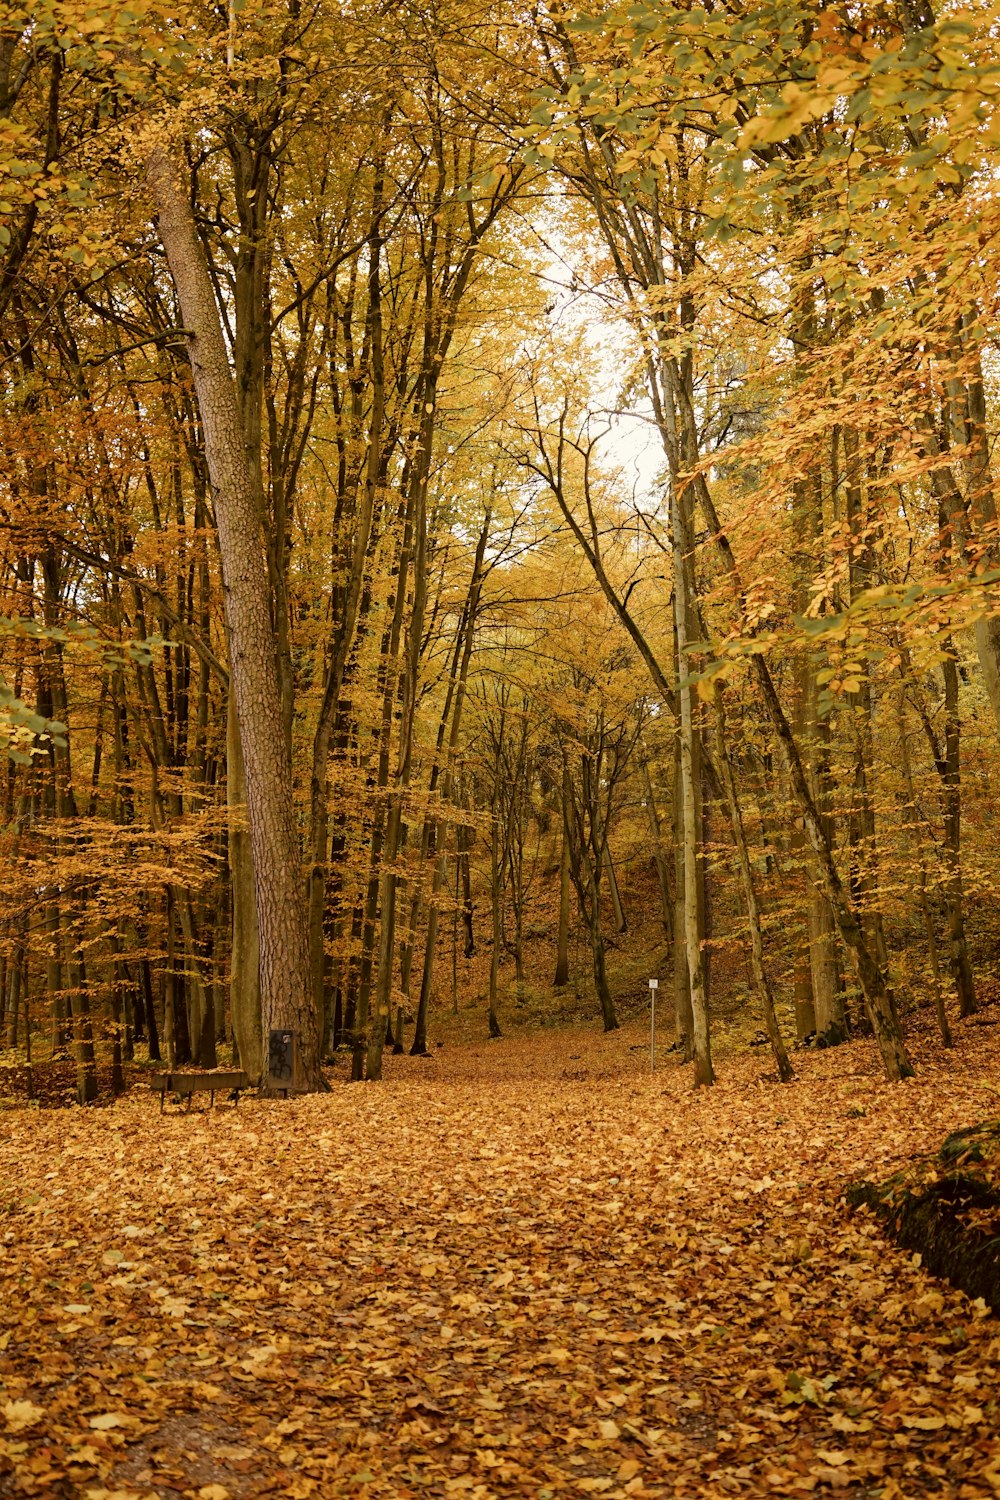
[146,143,320,1089]
[227,691,262,1082]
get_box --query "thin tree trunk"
[459,814,475,958]
[164,889,177,1072]
[715,698,794,1082]
[6,931,22,1050]
[672,739,693,1055]
[553,776,571,987]
[897,696,953,1048]
[357,502,415,1079]
[452,856,459,1014]
[589,894,618,1033]
[488,812,503,1040]
[941,655,977,1017]
[966,356,1000,736]
[672,485,712,1086]
[410,521,490,1050]
[307,177,386,1041]
[47,900,67,1056]
[688,468,914,1080]
[64,919,98,1104]
[640,753,674,941]
[141,955,161,1062]
[603,844,627,934]
[108,925,127,1096]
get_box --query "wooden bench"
[151,1070,251,1112]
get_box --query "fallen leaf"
[3,1400,44,1433]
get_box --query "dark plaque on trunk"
[268,1029,296,1090]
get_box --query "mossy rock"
[845,1121,1000,1314]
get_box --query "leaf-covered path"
[2,1021,999,1499]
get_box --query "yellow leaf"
[3,1400,45,1433]
[84,1490,147,1500]
[598,1418,621,1441]
[89,1413,129,1430]
[68,1444,103,1465]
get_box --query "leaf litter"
[1,1016,999,1498]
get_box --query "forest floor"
[2,1012,1000,1500]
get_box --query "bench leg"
[210,1089,215,1107]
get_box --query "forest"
[3,0,1000,1096]
[2,0,1000,1495]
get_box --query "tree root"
[845,1122,1000,1313]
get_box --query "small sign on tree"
[268,1029,297,1094]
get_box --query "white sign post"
[649,978,658,1073]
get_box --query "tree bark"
[553,771,572,987]
[715,697,794,1082]
[941,655,977,1017]
[603,844,627,934]
[671,478,713,1087]
[640,752,674,942]
[147,141,320,1089]
[688,465,914,1080]
[227,690,262,1082]
[897,691,953,1048]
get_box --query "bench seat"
[151,1070,251,1110]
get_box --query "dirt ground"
[2,1015,999,1499]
